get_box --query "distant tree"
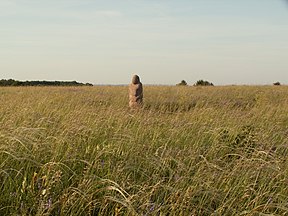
[0,79,18,86]
[194,80,214,86]
[176,80,188,86]
[273,82,281,86]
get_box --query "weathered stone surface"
[129,75,143,108]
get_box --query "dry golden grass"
[0,85,287,215]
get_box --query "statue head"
[132,75,140,84]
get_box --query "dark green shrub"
[176,80,188,86]
[194,80,214,86]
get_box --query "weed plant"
[0,85,287,215]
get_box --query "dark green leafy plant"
[194,80,214,86]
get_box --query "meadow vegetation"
[0,85,287,215]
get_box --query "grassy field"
[0,85,287,215]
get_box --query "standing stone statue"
[129,75,143,108]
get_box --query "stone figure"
[129,75,143,108]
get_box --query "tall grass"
[0,85,287,215]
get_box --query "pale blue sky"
[1,0,287,85]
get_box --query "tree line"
[177,79,214,86]
[177,80,283,86]
[0,79,93,87]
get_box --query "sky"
[0,0,288,85]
